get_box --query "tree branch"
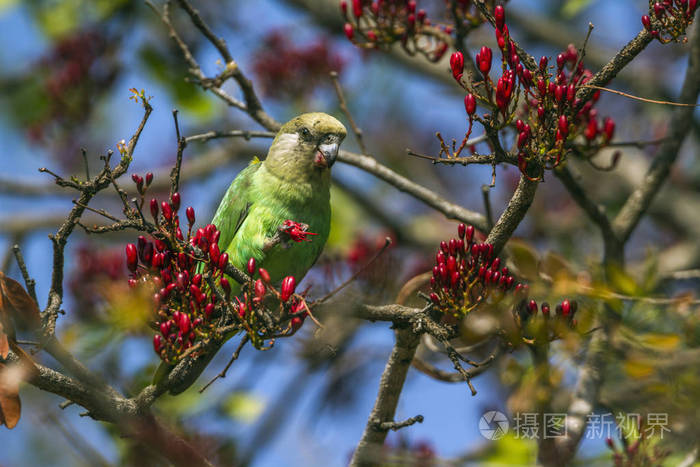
[612,26,700,243]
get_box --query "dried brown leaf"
[0,271,41,332]
[0,322,8,359]
[0,362,22,429]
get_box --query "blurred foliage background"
[0,0,699,465]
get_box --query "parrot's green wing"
[211,161,261,252]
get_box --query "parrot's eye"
[299,127,312,139]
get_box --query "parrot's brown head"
[264,113,347,183]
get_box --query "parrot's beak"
[316,142,339,169]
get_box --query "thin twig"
[170,109,186,196]
[81,148,90,181]
[199,334,249,393]
[12,244,37,303]
[330,71,367,154]
[581,84,700,107]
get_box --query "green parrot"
[167,112,346,393]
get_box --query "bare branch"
[338,150,488,231]
[612,26,700,243]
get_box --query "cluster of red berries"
[449,6,614,175]
[642,0,698,43]
[234,258,309,349]
[428,224,580,341]
[517,298,579,330]
[251,31,344,100]
[428,223,524,318]
[124,175,312,359]
[125,189,226,363]
[341,0,452,62]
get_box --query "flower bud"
[281,276,296,302]
[641,15,652,31]
[561,299,571,316]
[126,243,138,272]
[171,192,181,211]
[209,243,220,263]
[247,257,256,275]
[204,303,215,319]
[145,172,153,186]
[214,252,227,271]
[344,23,354,40]
[556,53,565,69]
[465,225,474,242]
[527,299,537,314]
[584,119,598,141]
[186,206,195,226]
[464,93,476,115]
[603,117,615,140]
[153,334,163,354]
[429,292,440,305]
[477,46,492,75]
[161,201,173,221]
[352,0,362,17]
[254,279,266,298]
[179,313,191,334]
[259,268,271,283]
[450,52,464,81]
[494,5,505,30]
[150,198,159,220]
[558,115,569,136]
[457,223,466,239]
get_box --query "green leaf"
[561,0,594,18]
[222,391,265,423]
[506,239,539,280]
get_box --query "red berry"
[150,198,159,220]
[161,201,173,221]
[561,299,571,316]
[218,252,229,270]
[450,52,464,81]
[153,334,163,354]
[171,192,181,211]
[186,206,195,225]
[464,94,476,115]
[254,279,266,298]
[280,276,296,302]
[457,223,466,239]
[494,5,505,30]
[344,23,354,41]
[125,243,138,272]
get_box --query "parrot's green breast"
[215,161,331,292]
